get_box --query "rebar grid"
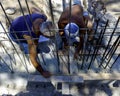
[0,0,120,75]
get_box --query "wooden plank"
[28,75,84,83]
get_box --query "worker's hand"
[41,71,52,78]
[59,31,64,36]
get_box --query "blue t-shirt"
[10,13,47,43]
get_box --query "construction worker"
[9,7,54,78]
[58,0,93,59]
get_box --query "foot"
[41,71,52,78]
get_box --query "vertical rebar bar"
[86,19,100,61]
[81,32,87,69]
[24,0,45,66]
[48,0,60,72]
[18,0,39,72]
[62,0,66,11]
[88,20,108,69]
[88,29,102,69]
[67,0,72,74]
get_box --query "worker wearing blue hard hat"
[58,0,93,59]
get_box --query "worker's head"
[40,21,55,37]
[64,23,79,38]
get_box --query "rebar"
[86,19,100,62]
[110,54,120,69]
[99,17,120,68]
[104,36,120,69]
[48,0,60,72]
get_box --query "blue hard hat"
[64,23,79,38]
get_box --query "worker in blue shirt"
[9,7,54,78]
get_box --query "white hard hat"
[40,21,55,37]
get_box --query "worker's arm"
[58,18,68,35]
[74,31,85,59]
[83,14,93,41]
[23,35,51,78]
[58,8,69,36]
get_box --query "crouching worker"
[9,7,55,78]
[58,0,93,59]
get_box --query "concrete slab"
[28,75,84,83]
